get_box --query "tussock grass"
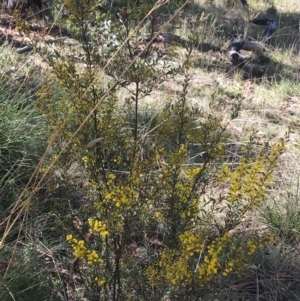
[0,51,48,299]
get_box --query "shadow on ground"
[183,1,300,81]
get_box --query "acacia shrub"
[34,0,286,300]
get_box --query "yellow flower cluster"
[81,152,96,170]
[81,155,89,169]
[180,197,200,219]
[218,139,285,209]
[107,173,116,185]
[222,260,234,276]
[178,144,188,155]
[199,233,265,282]
[219,157,271,207]
[146,232,267,291]
[86,250,101,265]
[95,277,106,286]
[199,233,230,281]
[104,184,137,208]
[175,182,192,201]
[165,256,193,286]
[66,234,87,259]
[247,239,262,255]
[268,235,275,243]
[146,249,192,289]
[173,168,202,219]
[88,218,109,238]
[186,167,201,181]
[66,234,102,265]
[179,231,203,257]
[154,211,163,221]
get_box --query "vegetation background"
[0,0,299,300]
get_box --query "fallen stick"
[15,45,33,53]
[226,18,276,75]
